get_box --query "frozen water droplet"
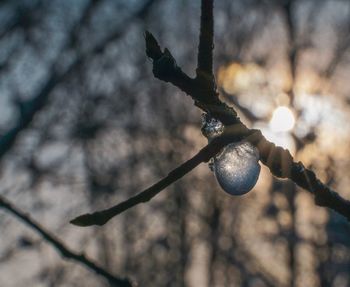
[201,113,224,141]
[201,113,260,194]
[214,141,260,196]
[208,158,215,172]
[201,113,224,171]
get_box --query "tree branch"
[71,2,350,227]
[197,0,214,76]
[0,195,132,287]
[142,33,350,222]
[70,134,237,226]
[71,118,350,226]
[145,31,239,126]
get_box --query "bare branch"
[145,32,239,125]
[70,135,230,226]
[71,119,350,225]
[143,33,350,222]
[197,0,214,76]
[0,195,132,287]
[71,2,350,227]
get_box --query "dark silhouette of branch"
[70,135,233,226]
[0,195,132,287]
[71,0,350,227]
[143,31,350,218]
[197,0,214,76]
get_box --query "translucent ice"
[201,113,261,195]
[213,142,260,196]
[201,113,224,141]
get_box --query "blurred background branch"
[0,0,350,286]
[0,194,132,287]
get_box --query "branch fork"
[71,0,350,227]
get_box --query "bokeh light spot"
[269,106,295,132]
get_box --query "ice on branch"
[202,114,261,195]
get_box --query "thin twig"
[0,195,132,287]
[71,0,350,227]
[70,136,231,226]
[142,33,350,222]
[197,0,214,76]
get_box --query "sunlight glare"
[269,106,295,132]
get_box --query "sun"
[269,106,295,133]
